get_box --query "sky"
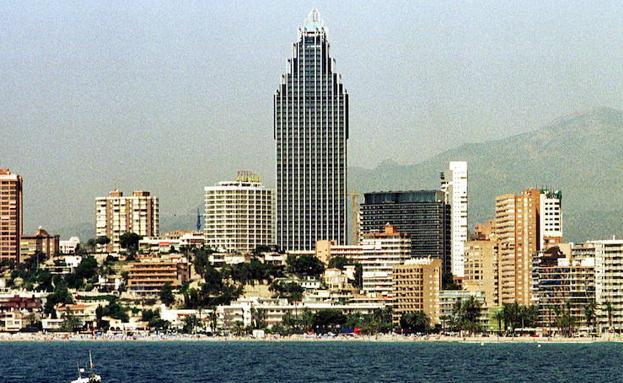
[2,1,623,234]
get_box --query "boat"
[70,351,102,383]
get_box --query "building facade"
[204,171,273,253]
[360,190,451,273]
[495,188,563,305]
[441,161,468,278]
[127,260,191,297]
[392,258,442,325]
[20,227,60,261]
[585,240,623,333]
[531,245,595,329]
[274,9,349,251]
[95,190,159,253]
[0,168,23,263]
[463,239,499,309]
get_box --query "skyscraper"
[495,188,563,305]
[95,190,160,253]
[360,190,451,273]
[441,161,468,279]
[274,9,349,251]
[0,168,23,263]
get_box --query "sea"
[0,341,621,382]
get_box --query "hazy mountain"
[57,107,623,243]
[349,107,623,242]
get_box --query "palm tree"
[604,301,614,333]
[493,309,504,335]
[583,302,596,336]
[251,307,267,330]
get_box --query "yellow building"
[392,258,442,325]
[127,260,190,297]
[463,240,498,309]
[20,227,60,261]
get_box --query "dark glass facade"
[361,190,451,273]
[274,10,348,251]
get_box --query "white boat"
[70,351,102,383]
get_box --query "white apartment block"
[95,190,159,253]
[441,161,468,278]
[584,240,623,333]
[539,189,563,248]
[204,171,274,253]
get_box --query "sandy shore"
[0,333,620,343]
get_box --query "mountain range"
[57,107,623,243]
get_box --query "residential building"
[126,259,190,297]
[531,245,595,329]
[95,190,159,253]
[352,225,412,298]
[463,239,499,309]
[275,9,349,251]
[20,227,60,261]
[495,188,563,305]
[315,240,362,265]
[441,161,468,279]
[582,240,623,333]
[59,237,80,254]
[392,258,442,325]
[0,168,23,263]
[204,171,273,253]
[360,190,451,273]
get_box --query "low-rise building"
[59,237,81,254]
[20,227,60,261]
[438,290,487,330]
[127,260,191,297]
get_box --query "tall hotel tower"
[441,161,468,279]
[274,10,349,251]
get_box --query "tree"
[95,236,111,246]
[353,263,364,290]
[270,280,305,303]
[493,308,505,334]
[400,311,430,334]
[66,256,99,289]
[251,307,267,330]
[44,280,74,317]
[313,309,346,334]
[604,301,614,332]
[286,254,325,278]
[60,311,82,332]
[584,301,596,335]
[119,232,142,255]
[182,315,200,334]
[328,256,349,270]
[160,283,175,307]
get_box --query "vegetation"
[286,254,325,278]
[446,296,483,334]
[119,232,142,256]
[160,283,175,307]
[500,303,538,332]
[269,280,304,303]
[44,280,74,317]
[399,311,430,334]
[223,257,284,285]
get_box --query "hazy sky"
[2,1,623,234]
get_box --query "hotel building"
[392,258,442,325]
[463,239,499,309]
[204,171,273,253]
[0,168,23,263]
[274,9,349,251]
[95,190,159,253]
[441,161,468,278]
[20,227,60,261]
[361,190,451,273]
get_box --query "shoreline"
[1,333,620,344]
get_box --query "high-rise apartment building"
[392,258,442,325]
[531,245,594,329]
[204,171,274,253]
[360,191,451,273]
[0,168,23,263]
[495,188,563,305]
[95,190,159,253]
[540,190,563,248]
[274,9,349,251]
[581,240,623,333]
[463,239,499,309]
[341,225,412,298]
[441,161,468,278]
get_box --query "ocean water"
[0,341,621,382]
